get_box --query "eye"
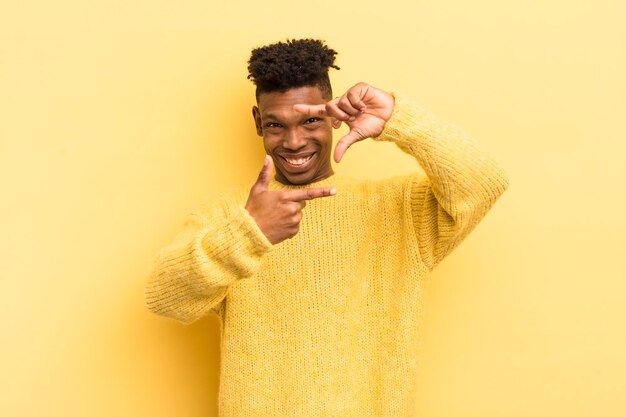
[304,117,322,125]
[265,122,282,128]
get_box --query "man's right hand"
[245,155,337,245]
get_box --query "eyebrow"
[261,113,324,122]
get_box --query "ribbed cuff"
[373,93,430,144]
[192,206,273,290]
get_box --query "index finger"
[284,187,337,201]
[293,103,327,117]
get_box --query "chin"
[277,170,315,186]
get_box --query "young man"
[145,39,509,416]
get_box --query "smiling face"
[252,86,334,186]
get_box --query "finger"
[293,104,327,116]
[282,199,306,211]
[326,101,352,121]
[347,89,367,111]
[332,119,342,129]
[283,200,304,214]
[276,194,306,209]
[334,131,362,163]
[251,155,273,194]
[337,96,361,117]
[285,187,337,202]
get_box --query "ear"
[252,106,263,136]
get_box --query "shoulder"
[337,173,424,212]
[354,172,423,196]
[192,186,249,221]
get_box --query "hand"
[294,82,395,162]
[245,155,337,245]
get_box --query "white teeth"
[285,155,312,165]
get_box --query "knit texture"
[145,94,509,416]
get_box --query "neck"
[270,171,349,190]
[275,168,335,187]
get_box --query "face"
[252,86,334,186]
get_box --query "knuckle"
[286,225,299,239]
[336,102,353,115]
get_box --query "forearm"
[145,202,272,324]
[374,94,509,269]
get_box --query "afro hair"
[247,38,340,100]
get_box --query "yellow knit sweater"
[145,94,509,416]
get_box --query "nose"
[282,127,307,150]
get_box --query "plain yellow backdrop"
[1,0,625,416]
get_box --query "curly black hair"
[247,39,340,101]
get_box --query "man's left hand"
[293,82,395,162]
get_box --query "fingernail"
[264,155,270,166]
[330,188,337,195]
[348,116,356,122]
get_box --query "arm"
[144,191,273,324]
[373,94,510,270]
[293,83,509,270]
[145,155,335,325]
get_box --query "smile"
[281,153,314,168]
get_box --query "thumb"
[334,130,363,163]
[251,155,273,194]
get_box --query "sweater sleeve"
[144,191,273,324]
[373,94,509,271]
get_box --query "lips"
[279,153,315,170]
[283,154,313,167]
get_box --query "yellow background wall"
[1,0,624,416]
